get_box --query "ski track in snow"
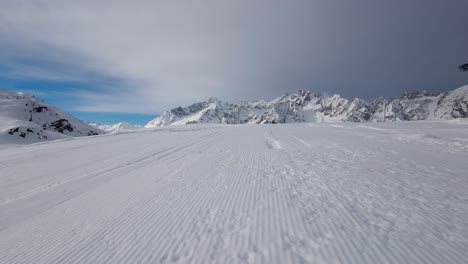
[264,132,282,150]
[1,123,468,264]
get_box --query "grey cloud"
[0,0,467,113]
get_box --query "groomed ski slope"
[1,122,468,264]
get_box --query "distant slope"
[0,89,103,144]
[146,85,468,127]
[89,122,143,134]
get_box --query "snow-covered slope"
[1,122,467,263]
[434,85,468,119]
[89,122,143,134]
[146,85,468,127]
[373,88,467,121]
[0,89,102,144]
[145,92,314,127]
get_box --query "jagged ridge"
[88,122,143,134]
[146,85,468,127]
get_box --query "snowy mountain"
[373,87,468,121]
[146,85,468,127]
[89,122,143,134]
[0,89,103,144]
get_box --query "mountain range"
[1,85,467,143]
[145,85,468,127]
[88,122,143,134]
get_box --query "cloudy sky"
[0,0,467,124]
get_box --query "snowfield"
[1,122,468,264]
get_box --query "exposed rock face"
[434,87,468,119]
[0,89,103,143]
[146,85,468,127]
[49,119,74,133]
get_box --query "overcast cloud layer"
[1,0,467,114]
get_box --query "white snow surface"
[1,122,468,264]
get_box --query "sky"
[0,0,467,125]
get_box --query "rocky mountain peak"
[401,90,441,100]
[145,85,468,127]
[0,89,103,143]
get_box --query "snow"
[1,122,468,264]
[171,102,219,126]
[0,89,102,144]
[145,85,468,127]
[88,122,143,134]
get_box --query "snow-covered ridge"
[88,122,143,134]
[145,85,468,127]
[0,89,103,144]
